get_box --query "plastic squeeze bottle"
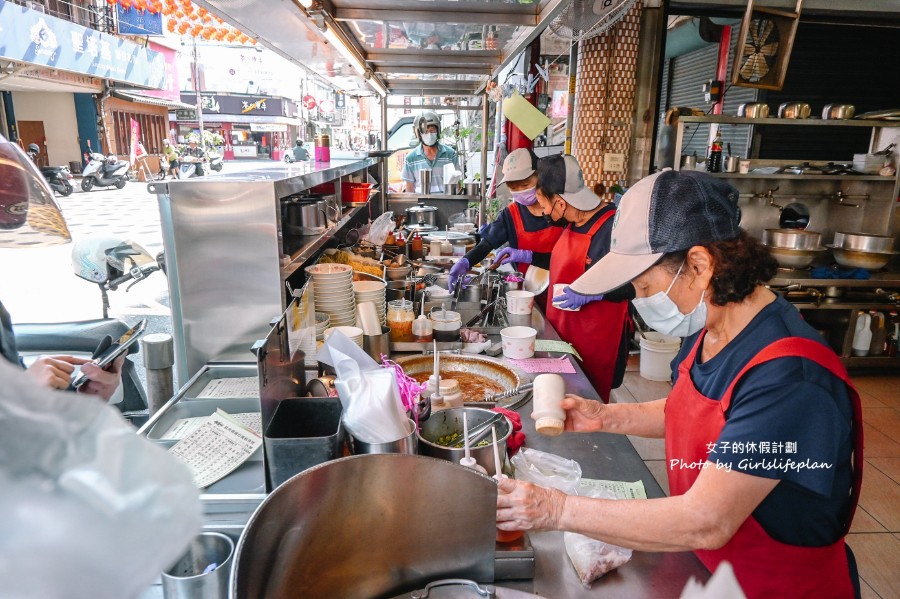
[531,373,566,436]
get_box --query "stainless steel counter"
[770,269,900,289]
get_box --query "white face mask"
[421,133,438,146]
[632,262,708,337]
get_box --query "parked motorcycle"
[81,152,129,191]
[176,155,206,179]
[14,237,166,423]
[40,165,74,196]
[208,148,224,172]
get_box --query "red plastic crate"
[341,182,374,203]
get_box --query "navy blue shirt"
[465,203,561,269]
[671,295,854,546]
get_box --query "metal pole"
[193,39,205,137]
[565,39,578,155]
[380,96,388,215]
[479,94,489,229]
[141,333,175,416]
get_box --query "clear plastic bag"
[0,360,201,599]
[564,484,633,587]
[363,211,395,246]
[510,447,582,495]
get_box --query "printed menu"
[196,376,259,399]
[162,412,262,440]
[168,409,262,489]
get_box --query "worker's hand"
[78,355,126,402]
[552,286,602,310]
[25,355,88,392]
[448,257,470,289]
[496,477,568,532]
[495,247,533,266]
[561,394,607,433]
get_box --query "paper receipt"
[196,376,259,399]
[168,409,262,488]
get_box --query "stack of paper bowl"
[352,280,387,326]
[315,312,330,341]
[307,263,357,327]
[324,326,364,348]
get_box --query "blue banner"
[116,5,163,36]
[0,0,167,89]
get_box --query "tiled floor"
[611,355,900,598]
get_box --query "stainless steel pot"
[763,229,823,250]
[777,102,812,119]
[832,232,895,254]
[724,155,740,173]
[828,246,896,270]
[406,204,438,228]
[284,200,325,228]
[737,103,769,118]
[822,103,855,120]
[417,407,511,476]
[767,246,827,269]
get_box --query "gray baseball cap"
[536,154,600,211]
[569,169,742,296]
[496,148,537,186]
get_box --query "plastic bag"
[510,447,582,495]
[317,330,410,443]
[564,484,632,587]
[363,211,395,246]
[0,359,201,599]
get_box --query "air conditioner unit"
[26,1,46,13]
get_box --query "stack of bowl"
[324,326,364,348]
[315,312,330,341]
[762,229,827,269]
[307,263,357,327]
[827,232,897,270]
[353,280,387,327]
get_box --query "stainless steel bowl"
[385,265,411,281]
[768,246,827,269]
[737,103,769,118]
[832,232,895,254]
[417,407,511,476]
[777,102,812,119]
[822,104,855,120]
[828,245,896,270]
[763,228,823,250]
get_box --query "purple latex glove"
[448,257,470,289]
[495,246,533,266]
[553,286,603,310]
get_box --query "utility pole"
[192,38,205,138]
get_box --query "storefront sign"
[182,93,286,117]
[142,42,180,102]
[241,98,267,113]
[319,98,335,113]
[116,5,163,36]
[176,108,197,121]
[0,0,167,89]
[250,124,287,132]
[302,95,317,110]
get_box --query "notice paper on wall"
[503,91,552,140]
[196,376,259,399]
[162,411,262,440]
[168,409,262,488]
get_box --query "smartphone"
[71,319,147,389]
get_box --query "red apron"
[666,335,864,598]
[546,210,628,402]
[508,203,563,307]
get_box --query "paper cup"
[552,284,579,312]
[506,290,535,315]
[500,326,537,359]
[739,159,751,174]
[357,301,382,336]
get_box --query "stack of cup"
[353,280,386,327]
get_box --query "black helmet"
[27,143,39,154]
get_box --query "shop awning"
[111,90,196,110]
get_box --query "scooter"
[176,155,206,179]
[40,165,74,196]
[81,152,129,191]
[13,237,165,424]
[207,148,224,172]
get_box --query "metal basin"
[417,407,511,476]
[768,246,827,269]
[828,246,896,270]
[763,228,823,250]
[832,232,895,254]
[394,354,529,404]
[231,455,497,598]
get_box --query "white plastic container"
[531,374,566,436]
[852,312,872,357]
[639,333,682,381]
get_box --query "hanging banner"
[0,0,167,89]
[129,118,141,165]
[116,5,163,36]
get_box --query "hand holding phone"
[71,319,147,389]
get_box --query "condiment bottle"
[383,230,399,258]
[396,231,407,256]
[869,311,886,356]
[412,313,433,342]
[426,377,462,408]
[440,238,452,256]
[531,374,566,436]
[707,128,723,173]
[387,299,415,342]
[410,231,424,260]
[851,311,872,357]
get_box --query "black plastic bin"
[264,397,344,489]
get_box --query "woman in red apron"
[496,169,862,598]
[449,148,562,290]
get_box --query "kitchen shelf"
[679,116,900,128]
[709,173,893,181]
[845,355,900,367]
[769,272,900,289]
[387,193,482,201]
[280,205,367,279]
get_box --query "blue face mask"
[511,186,538,206]
[632,262,708,338]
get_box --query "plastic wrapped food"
[564,532,632,587]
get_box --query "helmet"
[106,154,117,164]
[188,134,199,144]
[72,236,154,284]
[413,111,442,144]
[27,143,40,155]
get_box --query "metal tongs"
[452,411,505,448]
[484,382,534,403]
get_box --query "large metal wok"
[393,354,532,405]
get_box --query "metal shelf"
[708,173,893,181]
[280,205,367,279]
[845,355,900,367]
[387,193,482,201]
[769,272,900,289]
[680,116,900,128]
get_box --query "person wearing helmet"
[182,135,207,176]
[26,143,41,163]
[449,148,564,291]
[162,139,179,179]
[0,135,123,402]
[292,139,310,162]
[402,111,458,193]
